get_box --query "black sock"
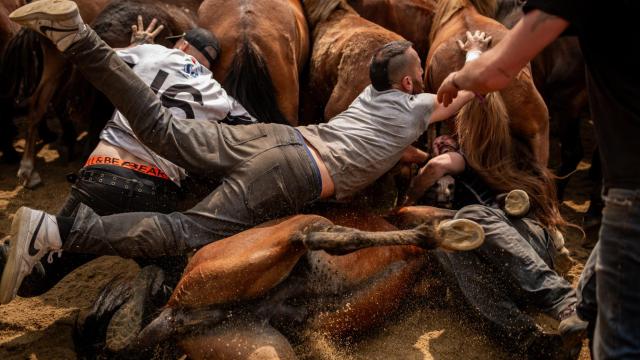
[56,216,74,241]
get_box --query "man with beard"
[0,0,488,304]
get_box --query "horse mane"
[303,0,352,28]
[456,92,567,230]
[429,0,497,42]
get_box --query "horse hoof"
[436,219,484,251]
[504,189,530,217]
[106,266,164,353]
[20,171,42,189]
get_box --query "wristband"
[465,50,482,62]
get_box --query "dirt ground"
[0,128,597,359]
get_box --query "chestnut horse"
[0,0,23,163]
[300,0,404,123]
[197,0,309,125]
[347,0,437,61]
[79,206,470,358]
[495,0,589,199]
[3,0,199,188]
[425,0,550,165]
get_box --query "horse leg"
[530,117,550,167]
[0,96,19,163]
[179,318,296,360]
[555,112,583,200]
[18,44,65,188]
[300,213,484,253]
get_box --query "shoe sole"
[0,207,31,304]
[9,0,78,23]
[437,218,484,251]
[504,189,530,217]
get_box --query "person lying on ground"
[0,0,489,305]
[0,16,257,298]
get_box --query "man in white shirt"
[2,0,485,304]
[1,18,257,298]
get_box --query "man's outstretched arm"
[437,10,570,106]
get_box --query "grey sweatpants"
[436,205,576,343]
[61,29,321,258]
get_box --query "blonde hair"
[456,92,567,230]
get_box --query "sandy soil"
[0,131,597,359]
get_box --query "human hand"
[437,71,460,107]
[457,30,492,53]
[130,16,164,45]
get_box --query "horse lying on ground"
[347,0,437,62]
[425,0,550,165]
[2,0,198,188]
[197,0,309,125]
[76,207,484,358]
[300,0,404,123]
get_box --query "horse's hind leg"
[179,317,296,360]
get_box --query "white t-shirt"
[298,85,435,200]
[100,44,256,185]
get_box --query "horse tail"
[224,37,289,124]
[0,28,43,100]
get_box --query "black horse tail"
[73,275,134,358]
[224,37,289,124]
[0,28,43,100]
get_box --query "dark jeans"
[17,165,183,296]
[436,205,576,344]
[60,29,321,258]
[589,188,640,359]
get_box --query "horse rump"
[224,38,289,124]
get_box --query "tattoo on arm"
[530,11,560,33]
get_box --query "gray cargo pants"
[60,29,321,258]
[436,205,576,343]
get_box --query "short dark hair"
[369,40,414,91]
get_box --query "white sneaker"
[9,0,86,51]
[0,207,62,304]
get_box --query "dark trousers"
[18,165,183,297]
[436,205,576,344]
[60,29,321,258]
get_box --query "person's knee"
[455,204,504,222]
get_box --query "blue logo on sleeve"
[183,57,203,78]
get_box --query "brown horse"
[495,0,589,199]
[347,0,437,61]
[0,0,24,163]
[425,0,550,165]
[3,0,198,188]
[300,0,404,123]
[197,0,309,125]
[93,206,468,358]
